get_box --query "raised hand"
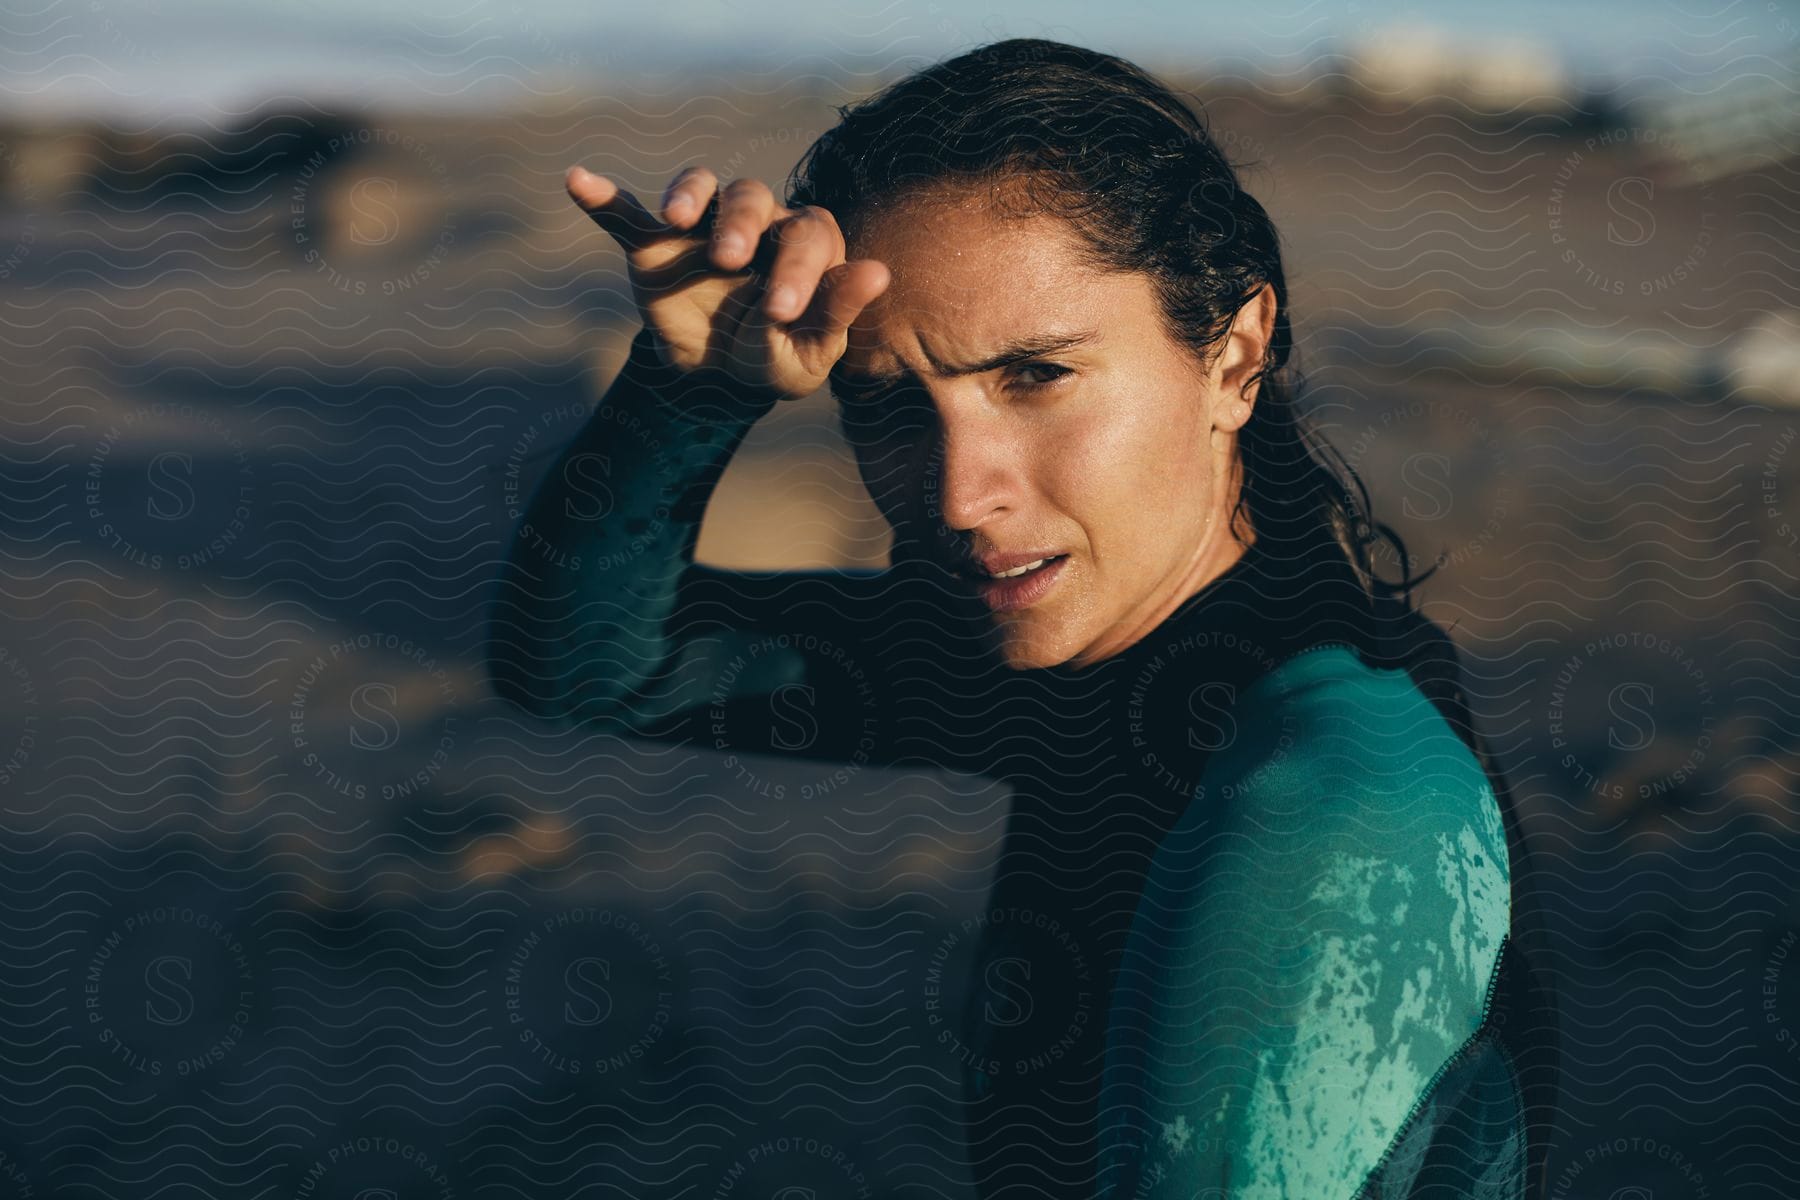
[566,165,890,404]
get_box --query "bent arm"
[486,327,898,762]
[1099,655,1517,1198]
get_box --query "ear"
[1209,283,1277,436]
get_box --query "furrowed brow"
[831,328,1098,392]
[930,329,1099,378]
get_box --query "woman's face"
[835,188,1274,670]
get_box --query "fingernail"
[767,283,795,318]
[715,232,744,257]
[664,193,692,219]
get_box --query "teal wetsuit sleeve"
[1098,648,1515,1199]
[486,328,890,758]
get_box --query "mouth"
[956,554,1070,613]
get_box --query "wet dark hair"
[785,36,1433,603]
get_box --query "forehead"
[841,196,1149,380]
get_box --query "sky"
[1,0,1794,116]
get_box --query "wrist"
[623,327,782,426]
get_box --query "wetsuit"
[487,328,1559,1198]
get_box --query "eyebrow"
[831,328,1099,391]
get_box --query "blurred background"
[1,1,1797,1196]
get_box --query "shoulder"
[1138,642,1509,944]
[1213,642,1494,791]
[1174,644,1511,978]
[1198,644,1507,874]
[1102,645,1514,1198]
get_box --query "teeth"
[988,557,1050,579]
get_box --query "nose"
[932,405,1016,534]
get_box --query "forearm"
[487,326,773,727]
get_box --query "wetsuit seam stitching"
[1352,932,1515,1200]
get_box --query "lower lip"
[971,556,1069,613]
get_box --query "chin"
[993,618,1080,671]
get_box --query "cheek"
[1050,391,1207,567]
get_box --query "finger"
[760,207,847,322]
[565,165,663,252]
[794,258,891,345]
[659,164,719,229]
[710,178,779,272]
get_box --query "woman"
[490,38,1557,1199]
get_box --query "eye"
[1011,361,1072,389]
